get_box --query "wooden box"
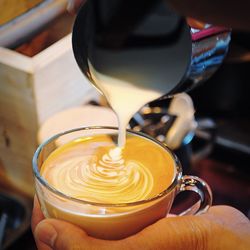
[0,34,96,197]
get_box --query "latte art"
[41,135,174,205]
[45,149,154,203]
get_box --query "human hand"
[67,0,86,14]
[32,196,250,250]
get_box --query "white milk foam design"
[43,146,154,203]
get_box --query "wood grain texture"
[0,61,38,197]
[0,0,43,25]
[0,33,94,197]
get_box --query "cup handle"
[177,175,212,216]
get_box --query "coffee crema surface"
[41,134,175,204]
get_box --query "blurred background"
[0,0,249,249]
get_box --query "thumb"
[34,219,89,250]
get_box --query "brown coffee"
[41,134,175,204]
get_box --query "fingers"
[34,218,121,250]
[32,197,122,250]
[34,219,86,250]
[67,0,86,14]
[124,215,211,250]
[203,205,250,234]
[32,198,86,250]
[126,206,249,250]
[32,204,250,250]
[31,196,45,234]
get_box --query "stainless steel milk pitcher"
[72,0,231,97]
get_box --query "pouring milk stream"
[69,4,194,198]
[72,0,193,148]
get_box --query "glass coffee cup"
[33,126,212,240]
